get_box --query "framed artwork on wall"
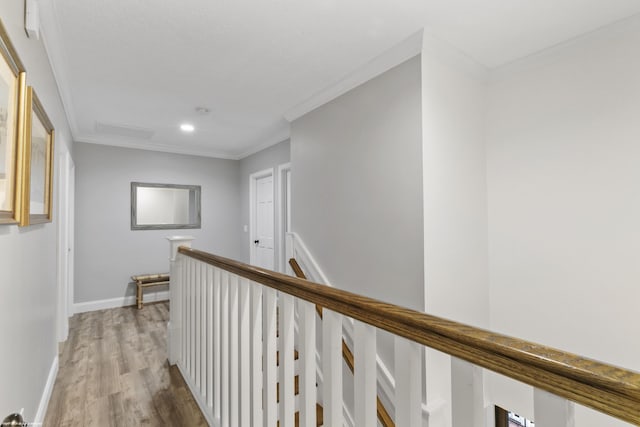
[20,86,54,226]
[0,19,27,224]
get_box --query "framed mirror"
[131,182,201,230]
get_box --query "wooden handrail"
[289,258,394,427]
[179,246,640,425]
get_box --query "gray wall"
[291,56,424,311]
[0,1,75,421]
[74,143,241,303]
[238,140,290,263]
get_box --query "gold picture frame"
[20,86,54,226]
[0,19,27,224]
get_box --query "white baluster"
[181,255,187,368]
[213,267,222,420]
[322,309,343,426]
[230,274,239,427]
[239,278,251,427]
[534,388,575,427]
[299,300,317,427]
[354,320,376,427]
[263,288,278,427]
[206,265,214,410]
[190,258,196,380]
[221,271,230,426]
[200,263,207,397]
[395,336,421,427]
[195,261,201,390]
[280,293,295,427]
[186,258,192,376]
[251,283,264,427]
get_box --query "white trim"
[343,405,355,427]
[422,30,489,81]
[56,150,70,342]
[376,353,397,418]
[38,1,80,139]
[76,135,240,160]
[236,132,291,160]
[34,356,59,424]
[287,232,332,285]
[73,290,170,314]
[276,163,291,273]
[489,12,640,83]
[284,29,424,122]
[249,168,275,268]
[177,362,218,427]
[67,161,76,317]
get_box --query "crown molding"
[75,134,241,160]
[236,126,290,160]
[489,12,640,83]
[78,127,293,161]
[38,0,80,140]
[421,30,489,81]
[284,29,424,122]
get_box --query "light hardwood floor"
[44,302,207,426]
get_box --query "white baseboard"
[73,290,170,313]
[176,361,216,427]
[34,356,58,424]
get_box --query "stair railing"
[167,240,640,427]
[289,258,394,427]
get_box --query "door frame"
[56,149,75,342]
[276,163,291,273]
[249,168,275,267]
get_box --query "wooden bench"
[131,273,170,309]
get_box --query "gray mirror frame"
[131,182,201,230]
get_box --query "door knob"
[254,240,259,245]
[3,413,25,426]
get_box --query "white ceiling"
[40,0,640,159]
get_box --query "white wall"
[74,143,241,304]
[486,18,640,427]
[420,34,490,427]
[0,1,74,422]
[238,140,290,263]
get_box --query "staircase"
[288,258,393,427]
[275,350,323,426]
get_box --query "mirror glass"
[131,182,201,230]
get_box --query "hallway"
[44,303,207,426]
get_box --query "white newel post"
[167,235,195,365]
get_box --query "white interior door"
[251,170,274,269]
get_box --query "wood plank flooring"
[44,302,207,427]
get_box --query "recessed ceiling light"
[180,123,195,132]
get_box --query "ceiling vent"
[95,121,155,140]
